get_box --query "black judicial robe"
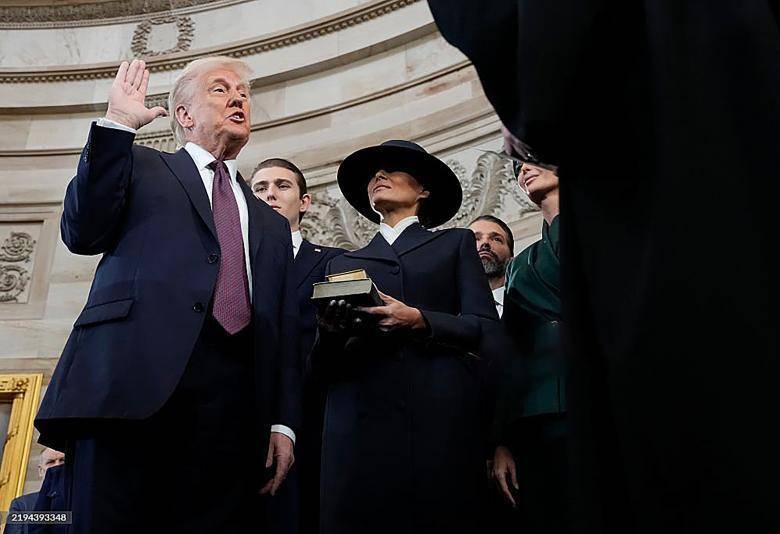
[311,224,498,534]
[428,2,780,532]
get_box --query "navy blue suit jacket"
[293,239,344,366]
[35,124,300,451]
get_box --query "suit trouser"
[63,317,266,534]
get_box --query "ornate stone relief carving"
[300,149,539,250]
[131,15,195,57]
[0,231,35,304]
[0,206,60,320]
[0,0,231,27]
[0,0,424,83]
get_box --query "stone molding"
[0,0,244,29]
[0,0,422,83]
[0,59,471,157]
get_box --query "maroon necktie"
[209,159,251,334]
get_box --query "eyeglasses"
[476,149,558,178]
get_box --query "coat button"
[395,400,407,411]
[193,302,204,313]
[391,266,400,275]
[207,253,219,264]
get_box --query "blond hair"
[168,56,252,146]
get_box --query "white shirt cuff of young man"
[96,116,297,447]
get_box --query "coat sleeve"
[276,226,302,433]
[306,256,353,381]
[60,122,136,255]
[420,230,500,354]
[4,496,26,534]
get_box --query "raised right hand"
[105,59,168,130]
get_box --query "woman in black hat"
[311,140,499,534]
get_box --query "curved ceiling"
[0,0,243,27]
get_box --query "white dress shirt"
[95,118,295,445]
[378,215,420,245]
[291,230,303,259]
[492,285,505,318]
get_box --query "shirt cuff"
[96,117,137,135]
[271,424,296,445]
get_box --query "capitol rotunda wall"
[0,0,543,494]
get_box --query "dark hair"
[252,158,308,222]
[470,214,514,254]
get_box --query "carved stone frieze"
[131,15,195,57]
[0,265,30,303]
[0,0,424,83]
[0,0,229,26]
[0,231,35,304]
[300,148,539,250]
[0,232,35,263]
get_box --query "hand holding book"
[313,270,425,334]
[357,290,426,333]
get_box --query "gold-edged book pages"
[325,269,369,283]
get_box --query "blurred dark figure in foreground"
[429,1,780,533]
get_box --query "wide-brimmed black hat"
[337,140,462,227]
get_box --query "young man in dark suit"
[252,159,344,534]
[35,57,300,533]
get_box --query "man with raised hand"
[36,57,300,533]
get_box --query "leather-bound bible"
[311,269,383,308]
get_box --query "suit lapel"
[293,240,328,288]
[343,232,399,265]
[160,149,217,239]
[391,223,446,257]
[237,174,264,264]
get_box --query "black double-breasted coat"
[311,223,499,534]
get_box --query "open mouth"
[373,185,390,194]
[523,174,539,188]
[227,111,245,123]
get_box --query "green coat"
[495,216,563,437]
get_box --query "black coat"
[35,124,300,453]
[312,224,498,534]
[429,2,780,533]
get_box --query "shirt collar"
[184,142,239,182]
[291,230,303,256]
[492,285,505,306]
[378,215,419,245]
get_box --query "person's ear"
[175,104,193,129]
[299,193,312,214]
[418,189,431,200]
